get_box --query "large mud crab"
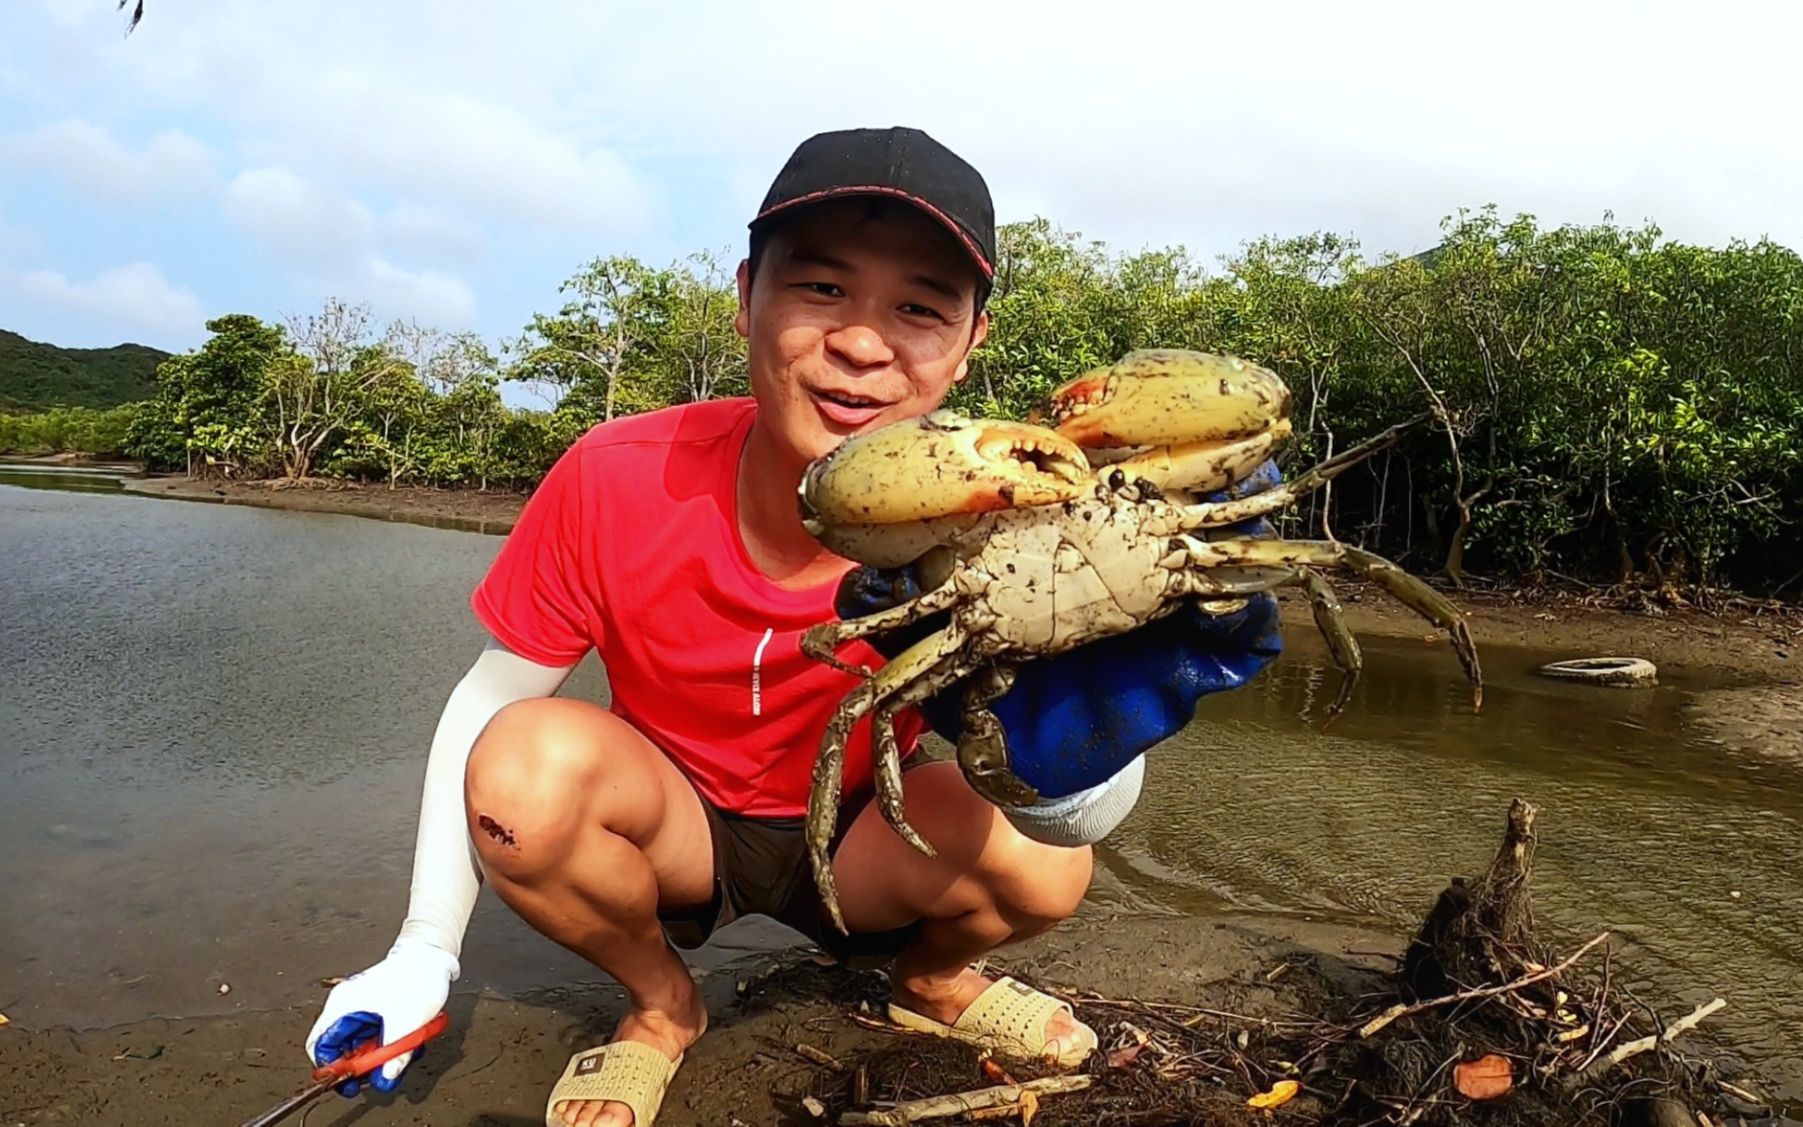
[798,350,1482,931]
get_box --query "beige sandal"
[545,1041,683,1127]
[888,975,1097,1069]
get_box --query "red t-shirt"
[470,398,925,818]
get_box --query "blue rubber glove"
[304,937,458,1097]
[834,459,1285,800]
[313,1013,397,1098]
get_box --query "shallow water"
[3,474,1798,1099]
[1109,634,1803,1096]
[0,462,132,494]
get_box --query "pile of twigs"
[782,799,1777,1126]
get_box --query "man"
[305,127,1282,1127]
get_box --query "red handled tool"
[238,1011,450,1127]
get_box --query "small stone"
[1730,890,1742,899]
[217,983,231,995]
[801,1096,827,1119]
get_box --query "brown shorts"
[658,767,926,969]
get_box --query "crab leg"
[953,660,1044,807]
[1299,569,1363,719]
[868,697,932,858]
[1162,561,1295,598]
[1169,413,1432,533]
[800,580,963,678]
[1169,561,1363,716]
[807,623,971,935]
[1175,537,1482,708]
[863,649,1025,859]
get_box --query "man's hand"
[833,459,1286,801]
[304,937,459,1097]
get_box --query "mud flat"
[0,906,1788,1125]
[121,473,529,533]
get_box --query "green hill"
[0,329,169,412]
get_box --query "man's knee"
[464,697,608,880]
[987,835,1093,930]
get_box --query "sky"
[3,0,1801,362]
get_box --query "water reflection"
[0,462,130,493]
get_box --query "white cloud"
[309,85,648,239]
[25,0,1801,266]
[223,166,376,270]
[78,2,653,241]
[222,166,477,328]
[542,0,1803,258]
[360,258,477,328]
[9,261,204,336]
[6,119,218,206]
[7,0,1803,351]
[383,204,488,270]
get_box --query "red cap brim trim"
[751,185,994,279]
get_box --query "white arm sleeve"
[1001,755,1146,848]
[392,636,577,964]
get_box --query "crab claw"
[799,411,1094,568]
[1031,350,1294,495]
[801,410,1090,526]
[1035,349,1292,446]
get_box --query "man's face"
[735,198,990,468]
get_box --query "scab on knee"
[475,813,519,849]
[463,698,606,878]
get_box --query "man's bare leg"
[830,761,1096,1060]
[464,697,717,1127]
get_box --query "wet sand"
[6,910,1786,1125]
[0,912,1460,1125]
[122,474,530,533]
[122,469,1803,674]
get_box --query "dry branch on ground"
[781,798,1761,1126]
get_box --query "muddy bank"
[113,468,1803,766]
[1683,684,1803,765]
[0,910,1783,1126]
[121,473,530,533]
[1308,582,1799,682]
[3,452,140,468]
[116,470,1803,676]
[0,912,1366,1125]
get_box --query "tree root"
[786,798,1763,1126]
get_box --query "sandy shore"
[6,909,1788,1125]
[0,911,1404,1126]
[121,474,530,534]
[119,472,1802,670]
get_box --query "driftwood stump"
[1403,797,1537,998]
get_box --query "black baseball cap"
[750,127,997,294]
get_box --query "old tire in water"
[1536,656,1657,688]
